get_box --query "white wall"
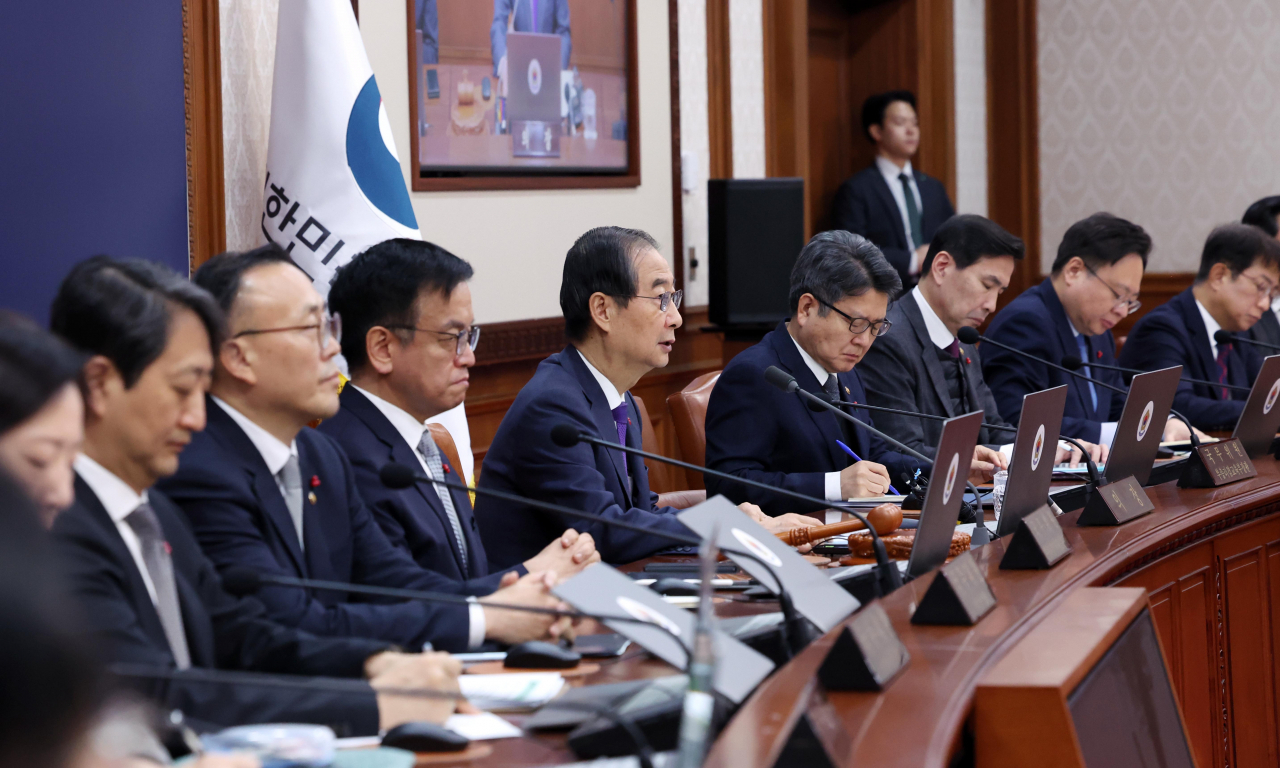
[1039,0,1280,273]
[677,0,711,307]
[953,0,987,216]
[360,1,675,323]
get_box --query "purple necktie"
[611,403,629,446]
[945,338,961,359]
[531,0,539,31]
[1217,344,1232,400]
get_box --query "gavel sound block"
[775,503,904,547]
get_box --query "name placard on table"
[1178,437,1257,488]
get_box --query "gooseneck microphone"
[548,422,902,596]
[1061,355,1250,393]
[380,464,816,658]
[808,393,1104,488]
[956,326,1202,449]
[1217,328,1280,353]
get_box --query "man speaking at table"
[703,231,1005,513]
[477,227,815,567]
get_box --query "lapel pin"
[442,463,450,474]
[844,386,850,395]
[307,491,318,505]
[1096,349,1103,359]
[310,475,321,488]
[965,356,972,365]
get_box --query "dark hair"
[789,231,902,313]
[1196,223,1280,281]
[1242,196,1280,237]
[861,90,917,143]
[0,314,85,435]
[922,214,1025,273]
[560,227,659,342]
[329,239,475,373]
[1051,212,1152,274]
[193,243,301,315]
[51,257,224,388]
[0,470,102,768]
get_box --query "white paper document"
[459,672,566,712]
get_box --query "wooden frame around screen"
[407,0,640,192]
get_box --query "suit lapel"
[901,293,955,417]
[768,324,848,468]
[205,400,308,577]
[342,388,470,575]
[1037,281,1096,417]
[1176,291,1220,394]
[563,347,631,504]
[871,169,909,248]
[838,369,872,458]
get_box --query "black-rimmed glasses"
[234,312,342,347]
[385,324,482,358]
[815,298,892,336]
[630,290,683,312]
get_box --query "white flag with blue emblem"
[261,0,474,482]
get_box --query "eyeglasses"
[234,311,342,348]
[1084,265,1141,314]
[629,290,683,312]
[816,298,893,336]
[1237,272,1280,302]
[385,324,482,358]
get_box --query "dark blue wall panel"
[0,3,190,324]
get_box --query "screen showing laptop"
[996,386,1068,537]
[907,412,983,579]
[1104,367,1182,486]
[1231,355,1280,457]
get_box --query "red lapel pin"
[965,356,972,365]
[442,464,451,474]
[163,542,172,555]
[1096,349,1103,359]
[310,475,321,488]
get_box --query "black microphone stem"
[1064,357,1250,393]
[1219,331,1280,353]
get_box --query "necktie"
[824,374,860,449]
[276,453,305,550]
[417,430,468,574]
[611,403,629,446]
[945,338,960,359]
[1077,335,1099,412]
[1217,344,1232,400]
[899,172,924,249]
[530,0,539,31]
[125,502,191,669]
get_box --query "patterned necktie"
[276,453,305,551]
[417,430,468,574]
[1077,334,1099,412]
[611,403,629,446]
[899,172,924,249]
[124,502,191,669]
[824,374,860,449]
[1217,344,1232,400]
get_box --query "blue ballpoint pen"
[835,439,900,495]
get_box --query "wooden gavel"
[774,503,904,548]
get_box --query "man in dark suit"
[706,231,1007,513]
[1243,196,1280,349]
[831,90,955,287]
[859,215,1104,464]
[1119,225,1280,430]
[48,256,462,734]
[984,213,1191,446]
[322,239,598,582]
[476,227,816,567]
[159,245,567,653]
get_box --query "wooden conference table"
[437,461,1280,767]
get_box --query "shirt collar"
[912,286,956,350]
[876,155,914,183]
[211,396,297,476]
[576,349,625,410]
[74,453,148,524]
[786,325,835,385]
[1194,297,1223,358]
[351,384,430,452]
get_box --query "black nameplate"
[1000,505,1072,570]
[1178,438,1257,489]
[910,551,997,626]
[1076,476,1155,526]
[817,602,910,692]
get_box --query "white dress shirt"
[877,155,925,271]
[1068,322,1119,447]
[1195,298,1223,360]
[577,350,625,410]
[787,329,847,502]
[74,454,159,606]
[341,386,486,650]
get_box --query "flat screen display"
[411,0,630,176]
[1067,610,1195,768]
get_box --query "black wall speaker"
[708,178,805,326]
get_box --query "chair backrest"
[666,371,721,490]
[428,422,466,485]
[631,394,679,494]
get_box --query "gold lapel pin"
[307,491,318,505]
[844,386,850,395]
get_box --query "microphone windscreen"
[956,326,981,345]
[550,423,583,448]
[221,566,263,596]
[1061,355,1083,370]
[1214,329,1235,346]
[379,462,419,490]
[764,366,798,393]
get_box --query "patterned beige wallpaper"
[219,0,278,252]
[1038,0,1280,273]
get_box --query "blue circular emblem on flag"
[346,76,418,229]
